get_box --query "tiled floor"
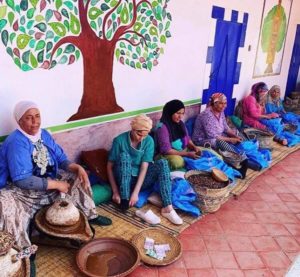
[128,150,300,277]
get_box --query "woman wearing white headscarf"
[0,100,111,248]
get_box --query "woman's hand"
[68,163,90,190]
[47,180,70,193]
[129,191,139,207]
[229,137,242,144]
[112,191,121,204]
[187,151,201,159]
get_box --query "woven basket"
[244,128,274,149]
[131,228,182,266]
[184,170,230,199]
[219,150,246,169]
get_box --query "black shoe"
[237,159,248,179]
[89,215,112,226]
[120,199,129,212]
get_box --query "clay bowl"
[211,168,228,183]
[76,238,140,277]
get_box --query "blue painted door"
[203,19,244,115]
[286,24,300,97]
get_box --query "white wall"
[0,0,299,136]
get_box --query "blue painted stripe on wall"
[234,62,241,84]
[231,10,238,22]
[212,6,225,20]
[243,13,249,24]
[239,24,247,47]
[206,47,214,63]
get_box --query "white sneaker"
[161,210,183,225]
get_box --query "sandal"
[89,215,112,226]
[161,210,183,225]
[135,209,161,225]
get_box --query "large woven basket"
[244,128,274,149]
[184,170,231,213]
[131,228,182,266]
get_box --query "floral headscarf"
[266,85,281,107]
[208,92,227,106]
[250,82,269,102]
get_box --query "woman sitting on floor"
[242,82,288,146]
[192,92,246,152]
[265,85,300,128]
[107,114,183,225]
[0,101,111,248]
[155,99,201,170]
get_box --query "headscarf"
[160,99,186,142]
[250,82,269,102]
[14,100,41,143]
[208,92,227,106]
[130,114,152,132]
[266,85,281,107]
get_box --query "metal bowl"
[76,238,140,277]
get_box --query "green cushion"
[163,155,185,170]
[91,184,112,205]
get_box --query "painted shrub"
[0,0,172,121]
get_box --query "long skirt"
[0,171,97,248]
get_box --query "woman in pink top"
[242,82,287,145]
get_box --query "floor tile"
[187,269,217,277]
[277,193,299,202]
[182,250,212,269]
[250,236,280,251]
[128,266,158,277]
[284,223,300,236]
[215,269,244,277]
[158,268,187,277]
[255,212,279,224]
[248,201,270,212]
[285,202,300,213]
[274,236,300,252]
[203,235,231,251]
[179,234,206,251]
[240,192,262,201]
[267,202,290,213]
[234,251,265,269]
[275,212,299,224]
[208,251,239,269]
[196,220,224,235]
[237,211,258,223]
[284,251,299,262]
[269,268,288,277]
[243,269,273,277]
[263,223,291,236]
[257,192,282,202]
[226,236,255,251]
[259,251,291,269]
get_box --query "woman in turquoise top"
[107,114,183,225]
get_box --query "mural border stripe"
[0,99,201,142]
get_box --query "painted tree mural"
[0,0,172,121]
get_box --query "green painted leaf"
[19,26,26,33]
[110,0,118,7]
[136,62,141,69]
[16,34,31,49]
[147,61,152,71]
[29,39,35,48]
[29,0,38,8]
[61,8,69,18]
[46,41,53,52]
[6,0,15,10]
[37,49,44,63]
[27,8,35,19]
[56,48,62,56]
[106,29,112,39]
[64,44,75,53]
[0,6,7,19]
[140,28,147,35]
[45,30,54,39]
[26,19,34,29]
[97,16,102,27]
[75,49,80,59]
[115,48,120,60]
[127,44,132,51]
[35,15,45,22]
[50,60,57,69]
[30,52,38,68]
[120,6,129,24]
[0,19,7,31]
[8,12,14,25]
[14,57,21,68]
[158,23,163,33]
[1,30,8,46]
[49,22,66,37]
[54,36,60,42]
[34,22,46,32]
[20,0,28,11]
[119,42,125,48]
[149,26,158,36]
[100,3,110,11]
[9,32,16,43]
[136,46,141,55]
[28,29,34,35]
[15,4,20,13]
[35,40,45,50]
[88,7,103,20]
[165,21,170,31]
[45,9,53,22]
[146,10,152,16]
[58,54,68,64]
[55,0,62,10]
[64,1,73,10]
[152,1,158,8]
[91,0,100,5]
[90,21,96,30]
[160,35,166,44]
[130,61,135,68]
[22,50,30,63]
[133,22,142,32]
[132,53,138,59]
[21,63,32,71]
[7,47,13,57]
[167,12,172,21]
[117,4,122,13]
[166,30,171,38]
[70,13,80,34]
[20,15,25,25]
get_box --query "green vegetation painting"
[0,0,172,121]
[253,0,292,77]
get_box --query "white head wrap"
[14,100,39,123]
[130,114,153,131]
